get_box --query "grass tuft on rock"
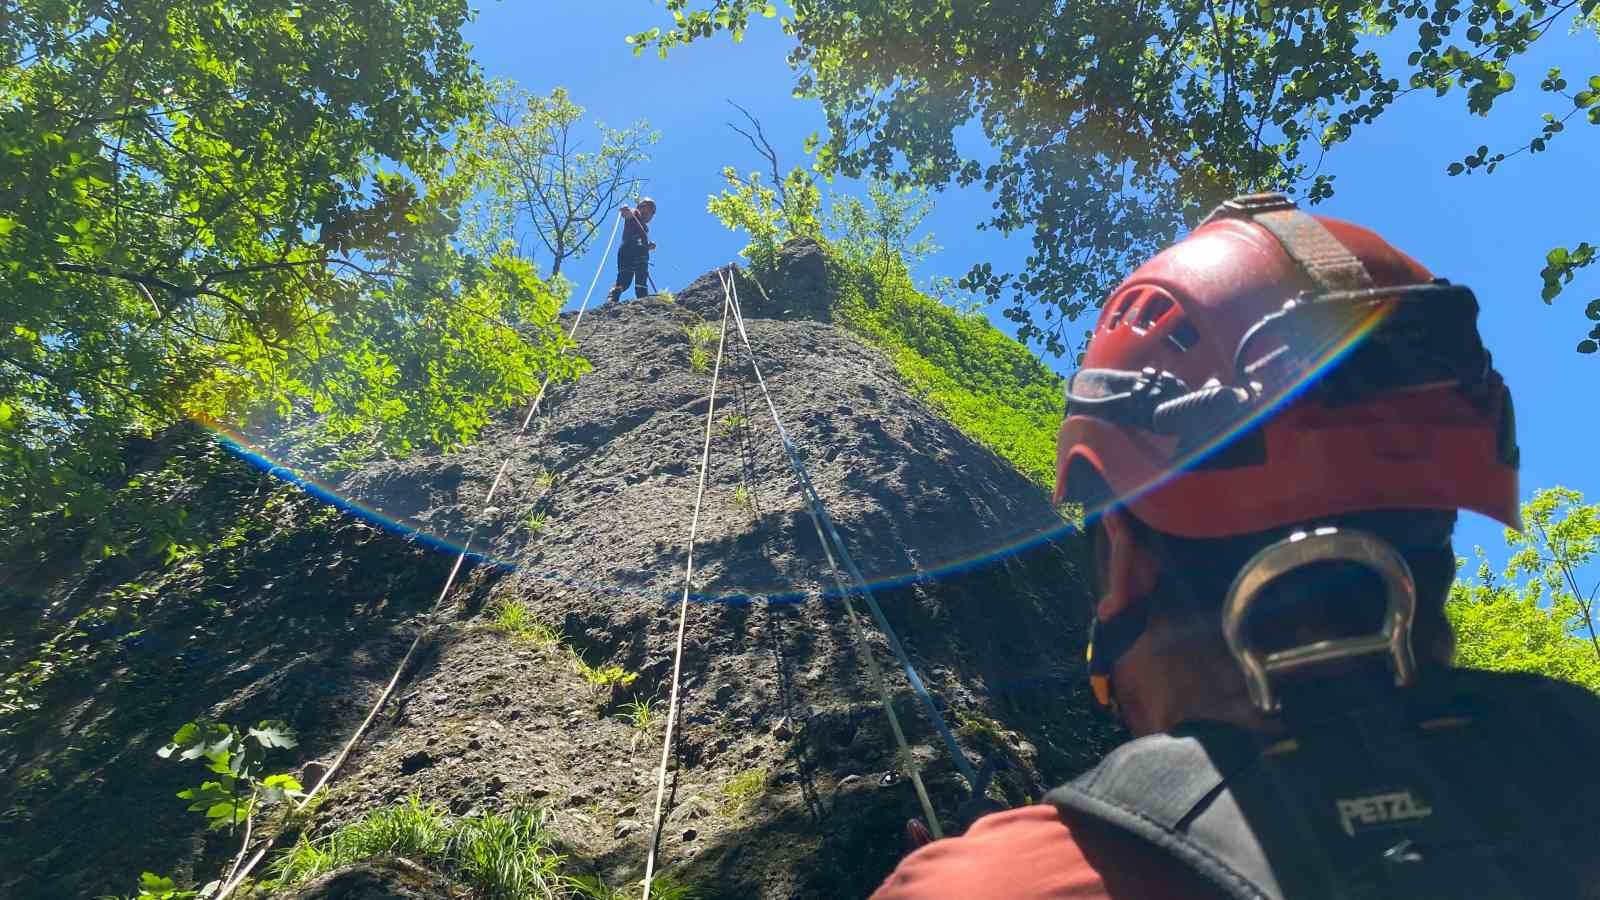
[720,767,767,817]
[489,599,563,648]
[271,797,580,898]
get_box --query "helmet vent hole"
[1104,295,1134,331]
[1133,294,1175,333]
[1167,319,1199,353]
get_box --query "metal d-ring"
[1222,527,1419,714]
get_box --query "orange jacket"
[871,804,1227,900]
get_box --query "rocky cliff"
[0,252,1115,899]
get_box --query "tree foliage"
[705,165,820,271]
[456,82,658,275]
[1,0,585,536]
[828,181,939,286]
[1449,487,1600,692]
[634,0,1600,357]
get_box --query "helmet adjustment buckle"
[1200,191,1300,225]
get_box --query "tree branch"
[727,99,785,201]
[55,263,198,297]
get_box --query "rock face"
[286,858,455,900]
[673,239,834,323]
[0,258,1115,899]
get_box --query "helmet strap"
[1202,192,1374,292]
[1086,598,1152,711]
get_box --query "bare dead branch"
[726,99,785,201]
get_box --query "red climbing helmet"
[1054,192,1521,539]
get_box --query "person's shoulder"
[870,805,1101,900]
[1444,667,1600,716]
[871,800,1236,900]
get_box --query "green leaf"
[177,781,232,813]
[199,729,235,762]
[158,721,203,759]
[258,772,306,804]
[205,800,245,828]
[247,721,297,750]
[1586,298,1600,321]
[1579,339,1597,354]
[261,773,303,791]
[0,216,17,236]
[140,872,178,891]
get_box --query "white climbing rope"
[719,270,949,837]
[642,279,734,900]
[211,212,625,900]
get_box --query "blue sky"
[461,2,1597,582]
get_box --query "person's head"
[1054,192,1520,735]
[637,197,657,221]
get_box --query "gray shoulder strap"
[1045,725,1282,900]
[1048,671,1600,900]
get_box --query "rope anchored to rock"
[641,265,991,893]
[642,280,734,900]
[723,269,980,813]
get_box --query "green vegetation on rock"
[574,659,640,692]
[719,767,767,817]
[273,797,564,897]
[490,599,563,648]
[485,598,638,696]
[682,322,722,373]
[707,175,1063,488]
[830,256,1063,489]
[268,796,697,900]
[615,696,659,734]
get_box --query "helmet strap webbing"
[1202,192,1375,293]
[1087,598,1153,710]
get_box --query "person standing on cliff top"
[607,198,656,303]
